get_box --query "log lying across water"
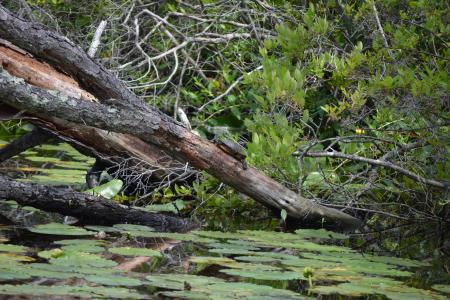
[0,176,196,232]
[0,69,361,230]
[0,5,361,230]
[0,39,191,192]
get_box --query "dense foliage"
[2,0,448,258]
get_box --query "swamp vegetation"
[0,0,448,299]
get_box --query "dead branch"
[0,175,196,232]
[87,20,107,58]
[0,127,53,162]
[295,150,448,189]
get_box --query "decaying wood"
[0,5,361,229]
[0,41,97,102]
[0,6,145,110]
[0,175,196,232]
[0,34,190,187]
[0,69,361,230]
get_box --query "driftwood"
[0,176,195,232]
[0,5,361,229]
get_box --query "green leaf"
[108,246,162,257]
[219,269,301,281]
[432,284,450,294]
[29,223,94,236]
[84,275,142,287]
[85,179,123,199]
[0,284,145,299]
[112,224,155,232]
[0,244,29,253]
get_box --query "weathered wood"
[0,175,196,232]
[0,69,362,230]
[0,7,145,109]
[0,37,190,189]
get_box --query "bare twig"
[87,20,107,58]
[372,2,394,58]
[198,65,263,111]
[294,150,448,189]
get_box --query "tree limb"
[0,176,196,232]
[295,150,448,189]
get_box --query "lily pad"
[0,244,29,253]
[161,282,309,300]
[84,225,121,233]
[432,284,450,294]
[38,248,65,259]
[126,231,216,243]
[207,242,260,251]
[108,246,162,257]
[234,255,279,263]
[29,223,94,236]
[295,228,348,240]
[0,252,35,263]
[208,248,255,255]
[146,274,225,290]
[50,252,117,268]
[0,284,145,299]
[310,281,447,300]
[113,223,155,232]
[54,239,105,246]
[29,262,124,276]
[219,268,301,281]
[189,256,236,265]
[84,275,142,287]
[62,244,105,253]
[0,268,32,280]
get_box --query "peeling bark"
[0,37,189,187]
[0,6,145,109]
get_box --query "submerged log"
[0,176,196,232]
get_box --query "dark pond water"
[0,135,448,299]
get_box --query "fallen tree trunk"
[0,175,196,232]
[0,5,361,229]
[0,39,193,191]
[0,69,361,229]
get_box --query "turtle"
[213,137,248,170]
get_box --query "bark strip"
[0,175,196,232]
